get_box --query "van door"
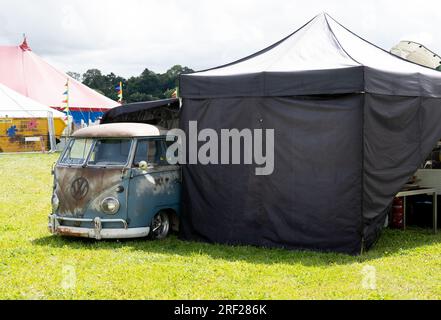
[127,138,181,228]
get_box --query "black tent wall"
[362,94,441,249]
[178,92,441,254]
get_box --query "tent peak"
[312,12,333,20]
[19,35,31,52]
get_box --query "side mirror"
[139,161,148,171]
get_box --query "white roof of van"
[73,123,167,138]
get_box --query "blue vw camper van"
[48,122,181,240]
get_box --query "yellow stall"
[0,83,66,153]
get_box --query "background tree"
[78,65,194,104]
[67,71,82,82]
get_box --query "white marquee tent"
[0,83,66,119]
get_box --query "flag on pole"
[115,81,123,103]
[171,87,178,99]
[62,79,70,114]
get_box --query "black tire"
[149,211,170,240]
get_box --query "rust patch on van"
[54,167,123,217]
[56,226,90,238]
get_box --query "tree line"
[67,65,194,104]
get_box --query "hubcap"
[151,212,169,239]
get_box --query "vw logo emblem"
[71,177,89,200]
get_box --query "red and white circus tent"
[0,38,119,124]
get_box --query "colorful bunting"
[115,81,123,103]
[62,79,70,114]
[171,87,178,99]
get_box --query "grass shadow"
[32,228,441,267]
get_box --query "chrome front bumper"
[48,214,150,240]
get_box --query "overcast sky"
[0,0,440,78]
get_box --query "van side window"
[134,139,168,167]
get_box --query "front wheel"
[149,211,170,240]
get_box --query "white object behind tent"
[0,83,66,118]
[391,41,441,69]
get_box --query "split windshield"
[59,138,94,165]
[60,138,132,167]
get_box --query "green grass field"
[0,153,440,300]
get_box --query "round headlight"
[52,194,59,211]
[100,197,120,215]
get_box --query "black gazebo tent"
[179,13,441,254]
